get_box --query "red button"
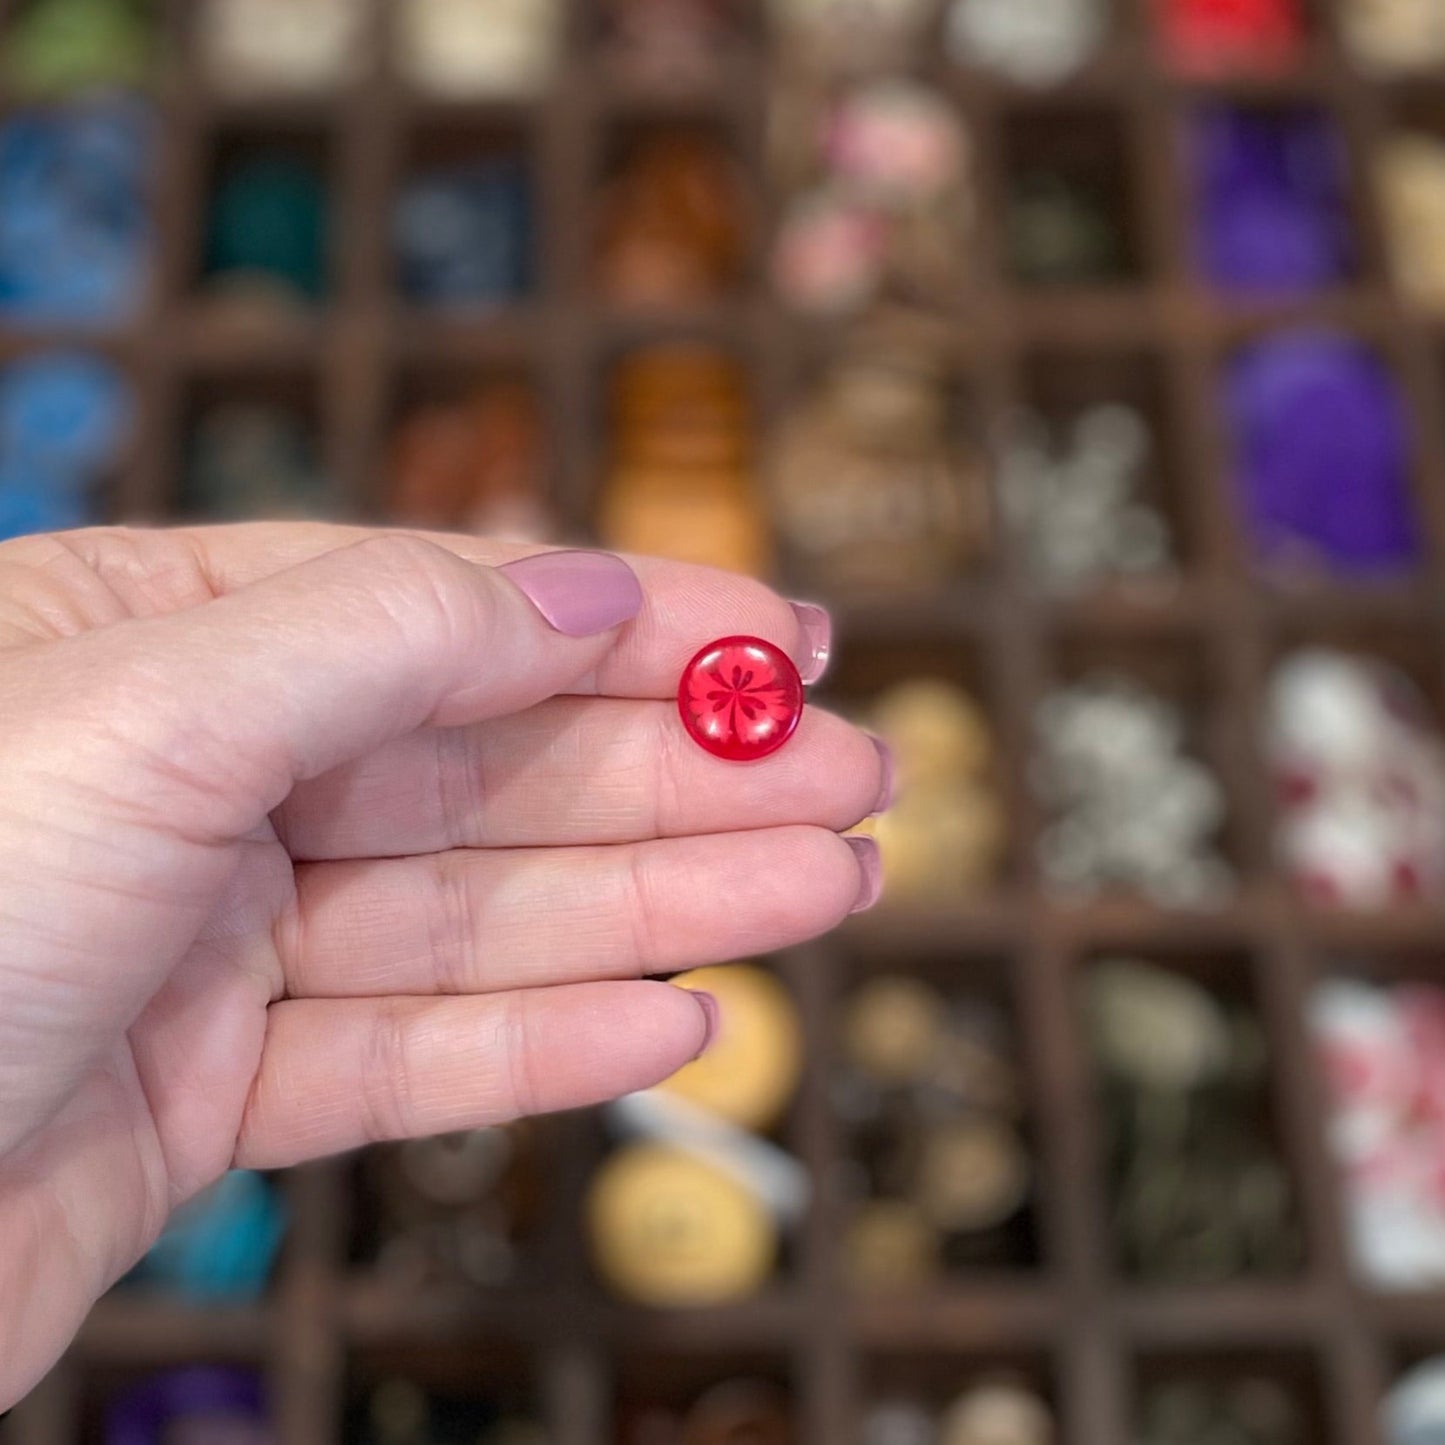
[678,635,805,762]
[1158,0,1303,74]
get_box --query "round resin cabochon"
[678,635,805,762]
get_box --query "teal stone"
[126,1170,286,1302]
[204,153,329,301]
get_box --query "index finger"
[16,522,830,698]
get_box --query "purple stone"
[105,1368,273,1445]
[1193,107,1354,293]
[1226,332,1421,575]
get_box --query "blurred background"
[6,0,1445,1442]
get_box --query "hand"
[0,525,886,1406]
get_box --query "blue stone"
[0,352,133,479]
[0,472,90,540]
[0,98,154,323]
[393,157,532,307]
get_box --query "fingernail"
[499,550,643,637]
[846,836,883,914]
[868,734,896,815]
[691,990,720,1058]
[790,601,832,684]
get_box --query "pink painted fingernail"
[691,990,721,1058]
[499,550,643,637]
[847,836,883,914]
[868,734,896,816]
[789,601,832,684]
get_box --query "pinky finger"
[233,981,711,1170]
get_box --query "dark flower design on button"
[678,636,805,762]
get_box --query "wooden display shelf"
[3,0,1445,1442]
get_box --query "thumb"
[25,538,643,840]
[0,538,642,1148]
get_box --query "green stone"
[3,0,155,96]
